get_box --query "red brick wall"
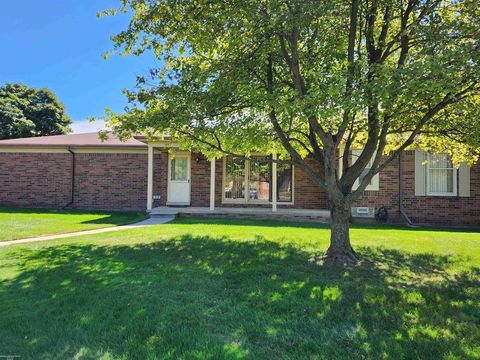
[352,151,480,226]
[0,152,72,208]
[293,157,329,209]
[191,154,211,206]
[0,152,153,211]
[153,152,168,207]
[352,155,401,221]
[401,151,480,226]
[72,151,171,210]
[0,150,478,226]
[72,153,148,210]
[168,151,480,225]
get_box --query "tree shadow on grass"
[78,211,146,225]
[173,216,480,234]
[0,235,479,359]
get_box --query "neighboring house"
[0,132,478,226]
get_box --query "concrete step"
[150,213,177,217]
[149,211,178,218]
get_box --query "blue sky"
[0,1,157,133]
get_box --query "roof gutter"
[62,147,76,209]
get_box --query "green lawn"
[0,207,147,241]
[0,217,479,359]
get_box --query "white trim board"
[0,146,148,154]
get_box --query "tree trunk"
[325,201,359,266]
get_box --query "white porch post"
[272,152,277,212]
[210,157,216,210]
[147,144,154,211]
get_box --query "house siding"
[0,150,478,226]
[191,154,211,207]
[352,150,480,226]
[72,153,148,210]
[293,157,329,209]
[402,151,480,226]
[352,154,401,222]
[0,152,72,208]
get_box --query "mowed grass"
[0,217,479,359]
[0,207,146,241]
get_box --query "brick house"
[0,132,478,226]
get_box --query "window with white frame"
[426,153,457,196]
[277,161,293,202]
[223,155,293,203]
[352,149,379,191]
[223,156,246,200]
[248,156,271,202]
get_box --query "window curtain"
[428,154,454,194]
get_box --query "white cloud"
[70,119,108,134]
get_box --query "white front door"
[167,153,191,205]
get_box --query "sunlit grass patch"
[0,217,479,359]
[0,207,146,241]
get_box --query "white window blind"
[426,153,456,196]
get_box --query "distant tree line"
[0,83,71,139]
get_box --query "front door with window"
[167,153,191,205]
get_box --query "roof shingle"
[0,132,146,148]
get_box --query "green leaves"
[0,83,71,140]
[103,0,479,161]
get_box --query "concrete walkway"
[0,216,174,247]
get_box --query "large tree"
[103,0,480,265]
[0,83,71,140]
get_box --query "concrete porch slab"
[150,206,331,222]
